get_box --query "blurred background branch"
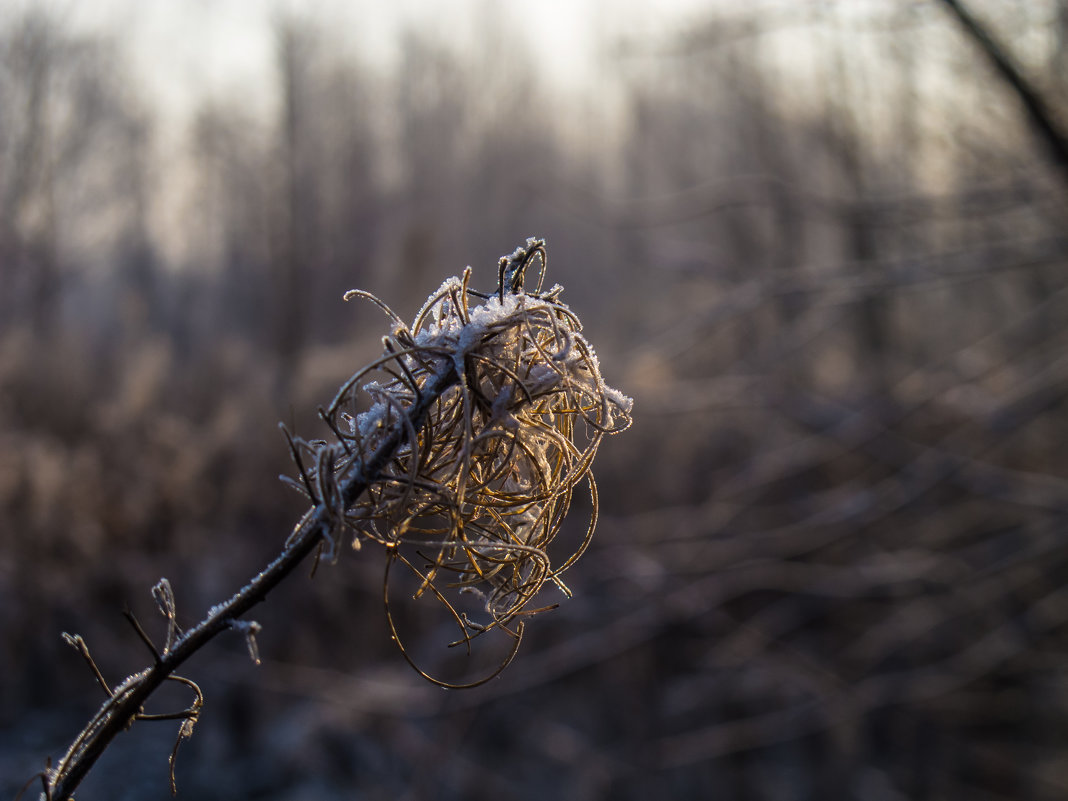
[938,0,1068,189]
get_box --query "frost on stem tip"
[228,619,263,665]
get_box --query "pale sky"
[38,0,718,127]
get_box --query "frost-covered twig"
[33,238,632,800]
[39,366,459,801]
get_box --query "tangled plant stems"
[27,239,632,800]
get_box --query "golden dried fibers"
[283,239,632,686]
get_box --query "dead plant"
[26,238,632,800]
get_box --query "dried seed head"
[286,239,632,685]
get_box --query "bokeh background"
[4,1,1068,798]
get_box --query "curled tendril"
[285,238,633,685]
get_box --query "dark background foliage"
[4,1,1068,799]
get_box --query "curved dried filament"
[289,239,632,684]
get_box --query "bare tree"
[0,10,60,333]
[0,9,155,336]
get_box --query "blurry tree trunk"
[888,5,920,205]
[825,7,887,394]
[749,58,805,335]
[725,43,807,368]
[115,115,157,335]
[2,14,61,334]
[273,21,314,397]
